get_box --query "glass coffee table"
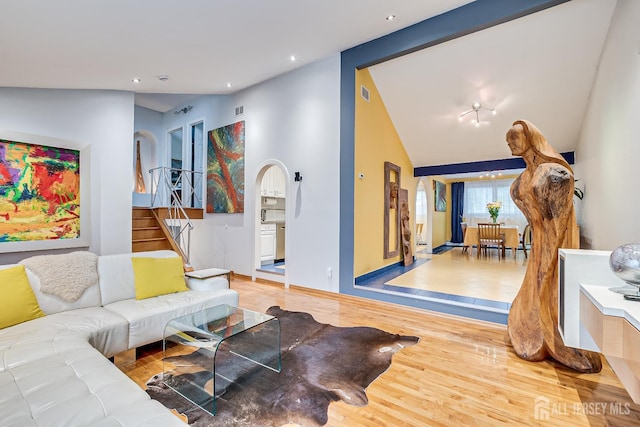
[162,304,281,415]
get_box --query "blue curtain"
[450,182,465,243]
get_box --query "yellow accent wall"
[429,177,449,248]
[354,69,415,277]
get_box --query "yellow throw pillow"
[132,257,189,300]
[0,265,46,329]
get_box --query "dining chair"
[460,222,470,254]
[520,223,533,258]
[477,223,506,259]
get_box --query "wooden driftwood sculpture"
[506,120,601,373]
[135,140,146,193]
[399,188,413,266]
[384,162,401,259]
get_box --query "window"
[463,178,527,231]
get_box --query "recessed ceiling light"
[290,55,297,62]
[386,14,396,21]
[226,82,232,88]
[157,75,169,81]
[132,78,141,83]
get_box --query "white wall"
[0,55,341,293]
[575,0,640,250]
[233,54,341,292]
[160,94,232,272]
[0,88,135,263]
[156,55,342,292]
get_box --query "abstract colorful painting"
[206,121,245,213]
[0,139,80,241]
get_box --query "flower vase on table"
[487,201,502,224]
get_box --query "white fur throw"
[20,251,99,303]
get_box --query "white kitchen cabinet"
[272,167,285,197]
[261,166,285,197]
[260,223,277,263]
[260,168,272,196]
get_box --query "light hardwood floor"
[119,277,640,426]
[389,246,527,303]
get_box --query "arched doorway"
[132,130,158,207]
[253,162,289,286]
[415,180,427,246]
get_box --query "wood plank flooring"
[118,278,640,426]
[390,246,527,303]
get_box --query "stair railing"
[149,167,203,268]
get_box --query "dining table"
[463,225,520,257]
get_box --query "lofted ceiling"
[0,0,618,170]
[369,0,617,169]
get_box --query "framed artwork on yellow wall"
[434,180,446,212]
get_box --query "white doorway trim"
[418,177,433,254]
[253,160,291,288]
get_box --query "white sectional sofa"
[0,250,238,426]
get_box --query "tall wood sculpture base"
[135,140,146,193]
[506,120,601,373]
[399,188,413,267]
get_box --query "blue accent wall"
[339,0,570,320]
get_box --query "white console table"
[580,284,640,403]
[185,268,232,292]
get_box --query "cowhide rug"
[146,306,419,426]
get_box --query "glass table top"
[165,304,276,346]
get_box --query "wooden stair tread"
[132,237,169,243]
[132,207,192,265]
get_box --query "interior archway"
[415,179,427,246]
[132,130,158,207]
[253,162,289,287]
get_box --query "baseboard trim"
[355,259,418,285]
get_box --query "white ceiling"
[0,0,618,169]
[0,0,471,97]
[370,0,617,168]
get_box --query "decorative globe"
[609,244,640,288]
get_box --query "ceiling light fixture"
[226,82,232,88]
[386,14,396,21]
[290,55,297,62]
[459,102,496,127]
[156,75,169,81]
[480,171,503,179]
[132,78,141,83]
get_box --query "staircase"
[132,207,172,252]
[134,166,204,270]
